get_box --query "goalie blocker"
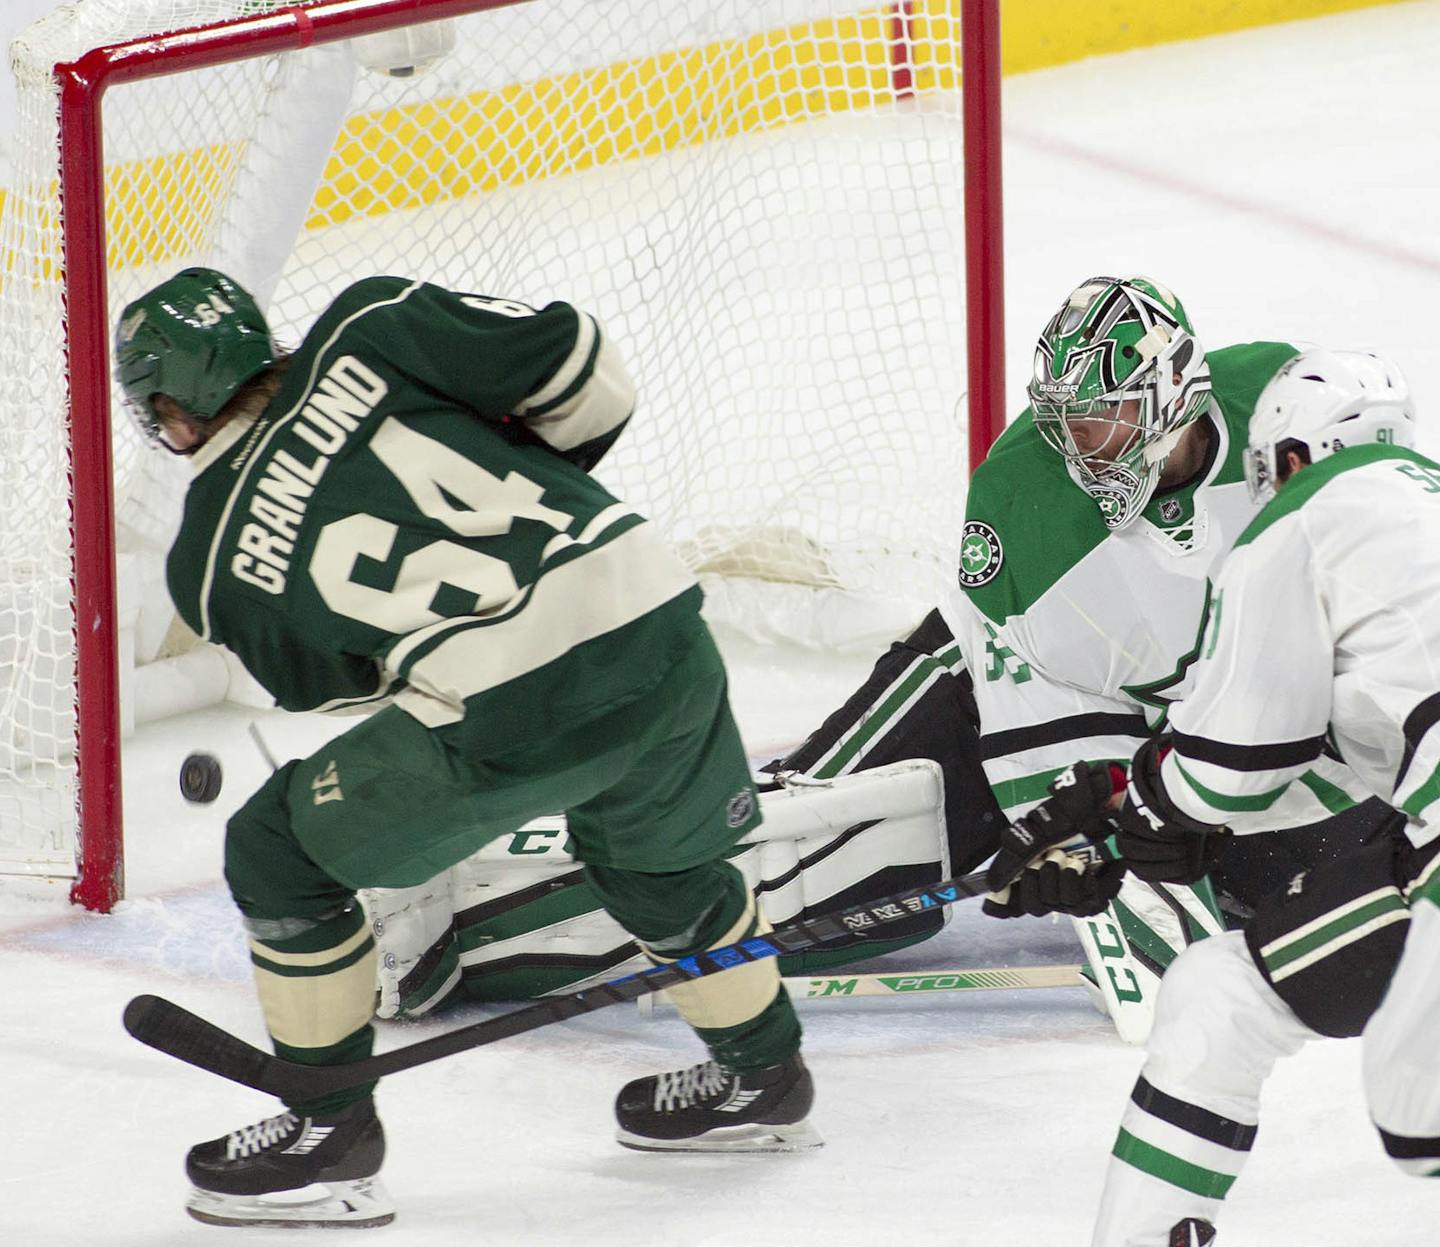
[363,760,951,1016]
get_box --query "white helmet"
[1245,349,1416,501]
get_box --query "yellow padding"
[1003,1,1407,76]
[250,934,378,1051]
[8,0,1398,276]
[648,895,781,1031]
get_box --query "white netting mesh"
[0,0,973,881]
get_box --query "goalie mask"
[1244,349,1416,501]
[1028,276,1213,530]
[115,267,275,452]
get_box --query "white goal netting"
[1,0,979,891]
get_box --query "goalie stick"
[637,963,1084,1015]
[123,868,992,1101]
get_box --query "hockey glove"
[1112,737,1227,884]
[982,851,1126,919]
[984,760,1123,891]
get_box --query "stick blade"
[121,992,167,1039]
[123,994,281,1096]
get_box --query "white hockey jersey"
[1163,444,1440,850]
[939,341,1367,827]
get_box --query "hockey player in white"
[769,277,1388,1041]
[992,349,1435,1244]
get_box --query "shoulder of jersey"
[1235,444,1435,551]
[1207,340,1300,450]
[295,276,420,347]
[960,413,1109,623]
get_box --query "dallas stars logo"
[1091,487,1128,529]
[958,520,1003,588]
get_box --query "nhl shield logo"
[1160,498,1182,523]
[726,789,756,828]
[958,520,1003,588]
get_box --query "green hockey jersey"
[166,277,704,754]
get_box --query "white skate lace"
[225,1111,300,1159]
[653,1061,732,1111]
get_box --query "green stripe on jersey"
[251,934,376,980]
[1260,892,1407,978]
[1112,1128,1237,1198]
[1234,445,1440,550]
[1411,859,1440,909]
[991,759,1130,816]
[1401,758,1440,821]
[991,767,1070,815]
[1298,769,1357,814]
[1173,759,1288,813]
[814,650,958,778]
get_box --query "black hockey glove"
[984,760,1122,891]
[1111,737,1228,884]
[983,760,1125,919]
[982,852,1126,919]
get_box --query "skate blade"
[185,1176,396,1228]
[616,1118,823,1154]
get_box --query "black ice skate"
[184,1097,395,1228]
[615,1053,821,1152]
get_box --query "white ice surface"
[5,4,1440,1244]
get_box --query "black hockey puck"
[180,753,223,804]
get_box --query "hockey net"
[0,0,1001,906]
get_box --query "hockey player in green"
[114,268,817,1229]
[985,350,1436,1245]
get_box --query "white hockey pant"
[1364,896,1440,1177]
[1091,932,1317,1247]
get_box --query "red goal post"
[3,0,1004,911]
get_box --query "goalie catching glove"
[1110,736,1228,884]
[983,760,1127,919]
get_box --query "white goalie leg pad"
[1073,875,1228,1045]
[363,762,948,1013]
[361,870,462,1020]
[1364,896,1440,1175]
[1091,932,1316,1247]
[186,1177,395,1229]
[736,757,950,929]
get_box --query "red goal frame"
[52,0,1005,910]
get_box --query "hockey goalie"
[363,760,950,1016]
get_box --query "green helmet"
[1027,276,1212,530]
[114,267,275,446]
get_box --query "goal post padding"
[0,0,1000,907]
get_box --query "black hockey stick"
[122,868,990,1101]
